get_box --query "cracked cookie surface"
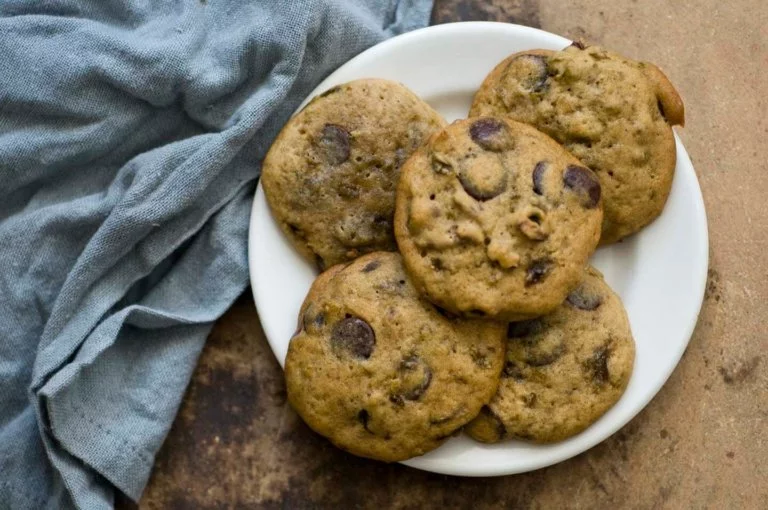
[470,44,684,244]
[285,252,505,462]
[262,79,445,269]
[465,266,635,443]
[394,117,602,321]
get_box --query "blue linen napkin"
[0,1,433,508]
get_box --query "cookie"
[465,266,635,443]
[262,79,446,269]
[285,252,506,462]
[393,117,603,321]
[470,44,684,244]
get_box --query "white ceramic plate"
[248,22,708,476]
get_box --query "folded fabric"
[0,1,433,508]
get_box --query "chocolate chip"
[390,355,432,404]
[481,406,507,440]
[512,322,565,367]
[502,360,525,379]
[361,260,381,273]
[525,259,552,286]
[569,40,587,50]
[302,308,326,333]
[524,338,565,367]
[357,409,373,434]
[318,124,350,165]
[458,167,507,201]
[335,214,391,247]
[585,345,611,384]
[532,161,547,195]
[469,118,512,151]
[507,319,543,338]
[563,164,601,208]
[566,286,603,310]
[331,316,375,359]
[508,54,549,92]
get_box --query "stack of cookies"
[261,42,684,462]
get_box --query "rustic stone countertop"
[128,1,768,508]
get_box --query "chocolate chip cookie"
[465,266,635,443]
[262,79,446,269]
[393,117,603,321]
[285,252,506,462]
[470,44,684,244]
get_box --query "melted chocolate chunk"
[331,316,375,359]
[507,319,543,338]
[458,170,507,201]
[525,259,552,286]
[481,406,507,441]
[524,338,564,367]
[566,286,603,310]
[361,259,381,273]
[318,124,350,165]
[390,355,432,405]
[469,118,512,151]
[335,214,391,247]
[585,345,611,384]
[302,307,326,334]
[563,164,601,208]
[509,54,549,92]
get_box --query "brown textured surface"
[132,1,768,508]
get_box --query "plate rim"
[248,21,709,477]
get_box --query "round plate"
[248,22,708,476]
